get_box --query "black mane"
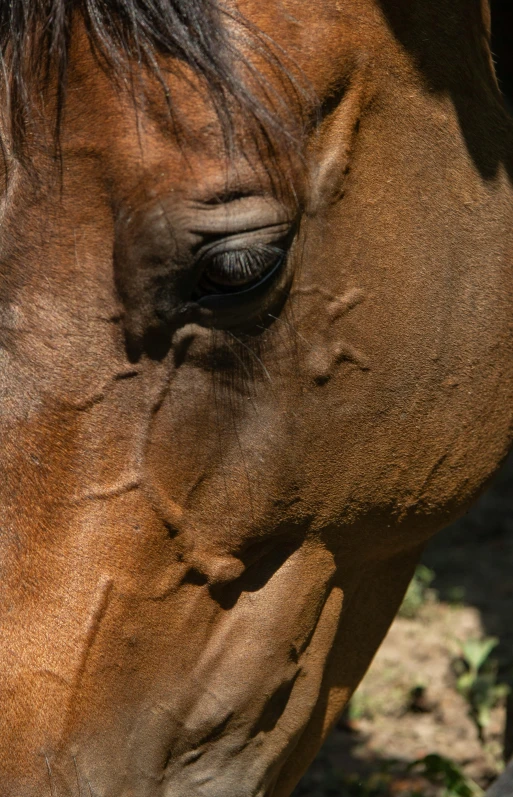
[0,0,302,159]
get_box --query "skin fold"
[0,1,512,795]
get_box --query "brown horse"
[0,1,512,795]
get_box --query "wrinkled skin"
[1,1,513,795]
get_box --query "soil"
[293,453,513,797]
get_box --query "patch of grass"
[399,565,437,619]
[408,754,483,797]
[453,637,510,743]
[297,755,483,797]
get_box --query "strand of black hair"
[0,0,310,169]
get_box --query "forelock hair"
[0,0,306,162]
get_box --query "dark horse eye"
[195,243,286,297]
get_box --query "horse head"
[0,1,512,795]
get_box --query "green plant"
[334,755,482,797]
[454,637,510,743]
[399,565,436,618]
[408,753,483,797]
[296,754,486,797]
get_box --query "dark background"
[491,0,513,106]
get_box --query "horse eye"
[195,243,286,298]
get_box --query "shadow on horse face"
[0,1,512,795]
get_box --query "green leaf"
[456,671,475,696]
[409,753,484,797]
[461,638,499,673]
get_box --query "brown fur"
[0,1,512,795]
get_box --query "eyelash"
[195,243,286,297]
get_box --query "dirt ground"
[293,452,513,797]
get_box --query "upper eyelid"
[186,196,294,236]
[195,223,293,261]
